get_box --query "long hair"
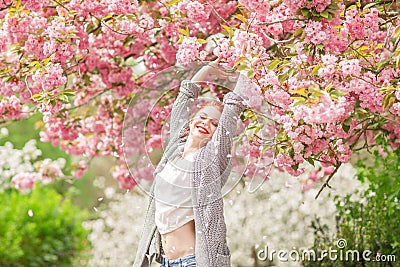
[178,100,224,140]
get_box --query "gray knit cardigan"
[133,80,246,267]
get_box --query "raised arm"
[211,73,251,183]
[169,80,202,140]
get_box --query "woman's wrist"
[190,66,212,82]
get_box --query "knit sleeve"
[169,80,202,140]
[210,91,246,184]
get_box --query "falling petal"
[93,207,98,212]
[227,154,232,158]
[98,197,104,201]
[28,209,33,217]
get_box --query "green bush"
[304,147,400,267]
[0,185,91,267]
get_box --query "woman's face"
[188,106,222,143]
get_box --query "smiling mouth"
[196,125,209,134]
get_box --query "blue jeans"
[160,254,196,267]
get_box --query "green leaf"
[306,157,315,166]
[236,65,249,72]
[392,25,400,39]
[311,65,320,75]
[292,163,299,171]
[291,88,308,97]
[233,14,248,24]
[294,28,303,37]
[234,56,247,67]
[292,96,306,106]
[325,82,334,92]
[221,25,234,37]
[301,8,310,19]
[320,10,329,19]
[330,89,347,99]
[363,2,378,10]
[382,93,395,110]
[177,27,189,37]
[32,93,43,101]
[59,94,69,103]
[196,38,207,44]
[28,61,40,67]
[62,90,75,96]
[342,124,350,133]
[267,59,281,70]
[167,0,183,7]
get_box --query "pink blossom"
[176,37,202,64]
[0,96,29,121]
[72,160,89,179]
[339,59,361,76]
[112,164,137,190]
[12,172,38,190]
[32,64,67,91]
[177,0,210,21]
[146,134,162,153]
[239,0,270,13]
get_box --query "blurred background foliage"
[305,141,400,267]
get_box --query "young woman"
[133,60,249,267]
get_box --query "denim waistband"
[162,254,196,267]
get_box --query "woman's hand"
[191,57,232,82]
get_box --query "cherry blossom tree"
[0,0,399,194]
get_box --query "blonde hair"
[179,100,223,139]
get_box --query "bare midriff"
[161,219,196,260]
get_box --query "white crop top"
[154,150,197,235]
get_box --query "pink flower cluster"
[292,94,347,124]
[11,158,64,190]
[339,59,361,77]
[176,36,202,64]
[300,168,322,191]
[238,0,270,13]
[111,164,136,190]
[32,64,67,91]
[212,37,236,65]
[12,172,38,190]
[67,0,139,17]
[318,54,338,79]
[0,96,29,121]
[304,21,328,44]
[72,160,89,179]
[177,0,211,21]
